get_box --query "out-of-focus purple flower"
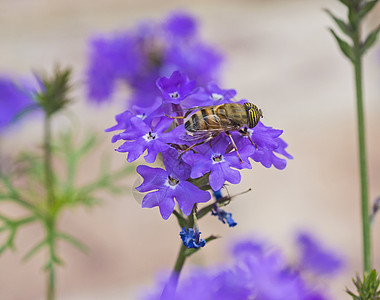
[0,77,35,133]
[180,227,206,249]
[296,232,344,276]
[140,238,332,300]
[86,12,223,107]
[182,136,249,191]
[164,11,198,39]
[115,117,173,163]
[156,70,196,104]
[86,33,142,103]
[136,150,211,219]
[165,43,223,89]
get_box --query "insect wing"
[179,130,213,142]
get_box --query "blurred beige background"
[1,0,380,299]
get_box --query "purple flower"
[105,97,164,143]
[182,136,249,191]
[156,70,196,104]
[211,189,237,227]
[180,227,206,249]
[212,208,237,227]
[233,240,330,300]
[0,77,35,133]
[296,232,344,276]
[136,150,211,219]
[164,11,198,39]
[116,117,173,163]
[165,42,223,88]
[86,11,223,107]
[86,33,142,103]
[140,238,331,300]
[235,121,293,169]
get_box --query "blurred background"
[1,0,380,299]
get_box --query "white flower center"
[169,91,180,99]
[137,113,147,120]
[210,93,224,101]
[165,176,180,189]
[143,131,158,142]
[212,153,225,164]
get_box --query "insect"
[168,102,263,163]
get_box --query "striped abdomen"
[184,104,248,132]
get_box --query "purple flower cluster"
[140,234,343,300]
[86,11,223,107]
[0,77,36,134]
[107,70,292,226]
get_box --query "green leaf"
[329,28,355,61]
[78,134,98,156]
[324,9,351,37]
[361,24,380,55]
[338,0,353,7]
[346,269,380,299]
[359,0,378,19]
[22,239,47,262]
[55,232,88,254]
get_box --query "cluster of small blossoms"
[86,11,223,107]
[106,69,293,249]
[140,233,344,300]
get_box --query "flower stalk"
[352,24,371,273]
[326,0,380,274]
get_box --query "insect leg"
[165,109,194,120]
[165,114,185,119]
[239,128,257,149]
[178,134,216,159]
[225,131,243,163]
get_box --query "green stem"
[46,218,56,300]
[353,28,371,273]
[43,112,57,300]
[44,113,54,208]
[173,243,187,274]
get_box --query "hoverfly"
[168,102,263,163]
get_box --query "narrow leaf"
[360,0,378,19]
[22,239,47,262]
[338,0,352,7]
[324,9,351,37]
[56,232,88,254]
[329,28,354,61]
[361,24,380,55]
